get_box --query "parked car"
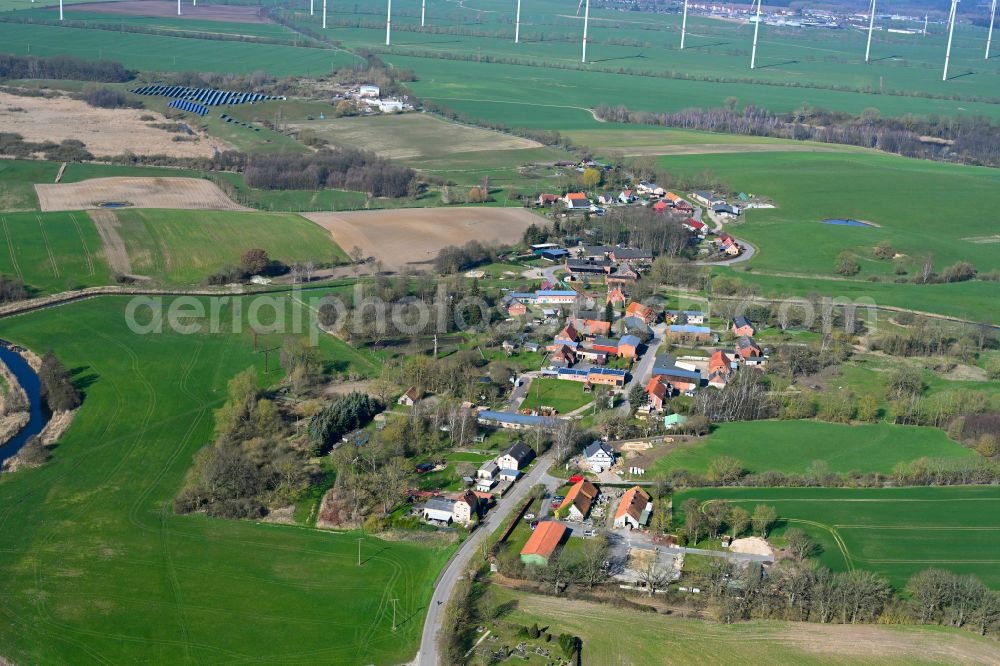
[524,513,536,521]
[583,530,596,538]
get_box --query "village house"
[646,377,670,410]
[718,233,741,256]
[497,442,535,471]
[558,479,599,520]
[397,386,422,406]
[574,348,608,365]
[477,460,499,482]
[573,317,612,338]
[616,316,652,339]
[537,193,560,207]
[556,322,580,345]
[607,287,628,306]
[422,497,455,523]
[652,200,669,215]
[708,350,736,388]
[584,440,615,472]
[614,486,652,529]
[736,336,766,365]
[732,315,756,337]
[520,521,567,566]
[452,490,479,524]
[652,355,703,391]
[550,344,577,367]
[683,218,708,236]
[610,247,654,265]
[618,189,635,204]
[563,192,592,210]
[625,301,655,324]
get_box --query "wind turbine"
[750,0,762,69]
[680,0,689,49]
[386,0,392,45]
[515,0,522,43]
[310,0,314,17]
[865,0,876,62]
[579,0,590,63]
[59,0,63,20]
[987,0,997,59]
[943,0,959,80]
[923,14,928,35]
[421,0,426,27]
[177,0,181,15]
[322,0,327,28]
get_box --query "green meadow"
[0,296,442,664]
[111,209,348,283]
[518,377,592,414]
[676,486,1000,588]
[649,421,974,477]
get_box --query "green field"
[676,486,1000,588]
[648,421,974,477]
[0,21,358,76]
[0,296,442,664]
[494,588,1000,665]
[0,210,114,293]
[518,377,592,414]
[111,209,347,283]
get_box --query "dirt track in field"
[67,0,272,23]
[36,177,248,212]
[0,91,224,159]
[618,143,853,156]
[303,207,541,270]
[87,209,132,275]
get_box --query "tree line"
[593,103,1000,168]
[0,53,132,83]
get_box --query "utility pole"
[987,0,997,59]
[750,0,762,69]
[943,0,959,81]
[865,0,876,63]
[390,598,399,631]
[680,0,689,49]
[515,0,521,43]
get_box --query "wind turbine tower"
[515,0,522,43]
[386,0,392,45]
[580,0,590,63]
[421,0,426,28]
[943,0,959,80]
[987,0,997,59]
[310,0,314,17]
[750,0,762,69]
[322,0,327,28]
[177,0,181,15]
[680,0,689,49]
[865,0,876,62]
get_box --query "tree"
[682,498,705,544]
[240,248,269,275]
[706,455,745,484]
[942,261,976,283]
[873,241,896,260]
[784,527,817,560]
[751,504,777,538]
[855,393,880,422]
[703,500,730,539]
[38,350,82,412]
[887,366,925,401]
[627,384,648,411]
[834,251,860,276]
[728,506,750,537]
[582,167,602,189]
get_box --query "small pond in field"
[823,218,874,227]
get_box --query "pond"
[0,345,49,466]
[823,218,874,227]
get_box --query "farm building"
[452,491,479,525]
[646,377,670,410]
[520,521,568,566]
[584,441,615,473]
[737,336,765,365]
[477,410,556,430]
[713,203,741,218]
[586,367,627,387]
[537,193,560,207]
[666,325,712,341]
[565,258,612,274]
[617,334,642,359]
[614,486,652,529]
[573,318,612,338]
[422,497,455,523]
[708,350,736,388]
[592,337,622,355]
[535,290,578,305]
[664,413,688,430]
[610,247,653,264]
[692,191,725,207]
[558,479,599,520]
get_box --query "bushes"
[244,149,416,197]
[307,391,382,453]
[81,85,137,109]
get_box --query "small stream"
[0,345,49,466]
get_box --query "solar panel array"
[129,85,285,106]
[168,99,209,116]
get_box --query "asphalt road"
[415,452,562,666]
[616,323,666,414]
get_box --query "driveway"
[416,453,562,665]
[616,323,666,414]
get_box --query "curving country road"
[415,451,561,666]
